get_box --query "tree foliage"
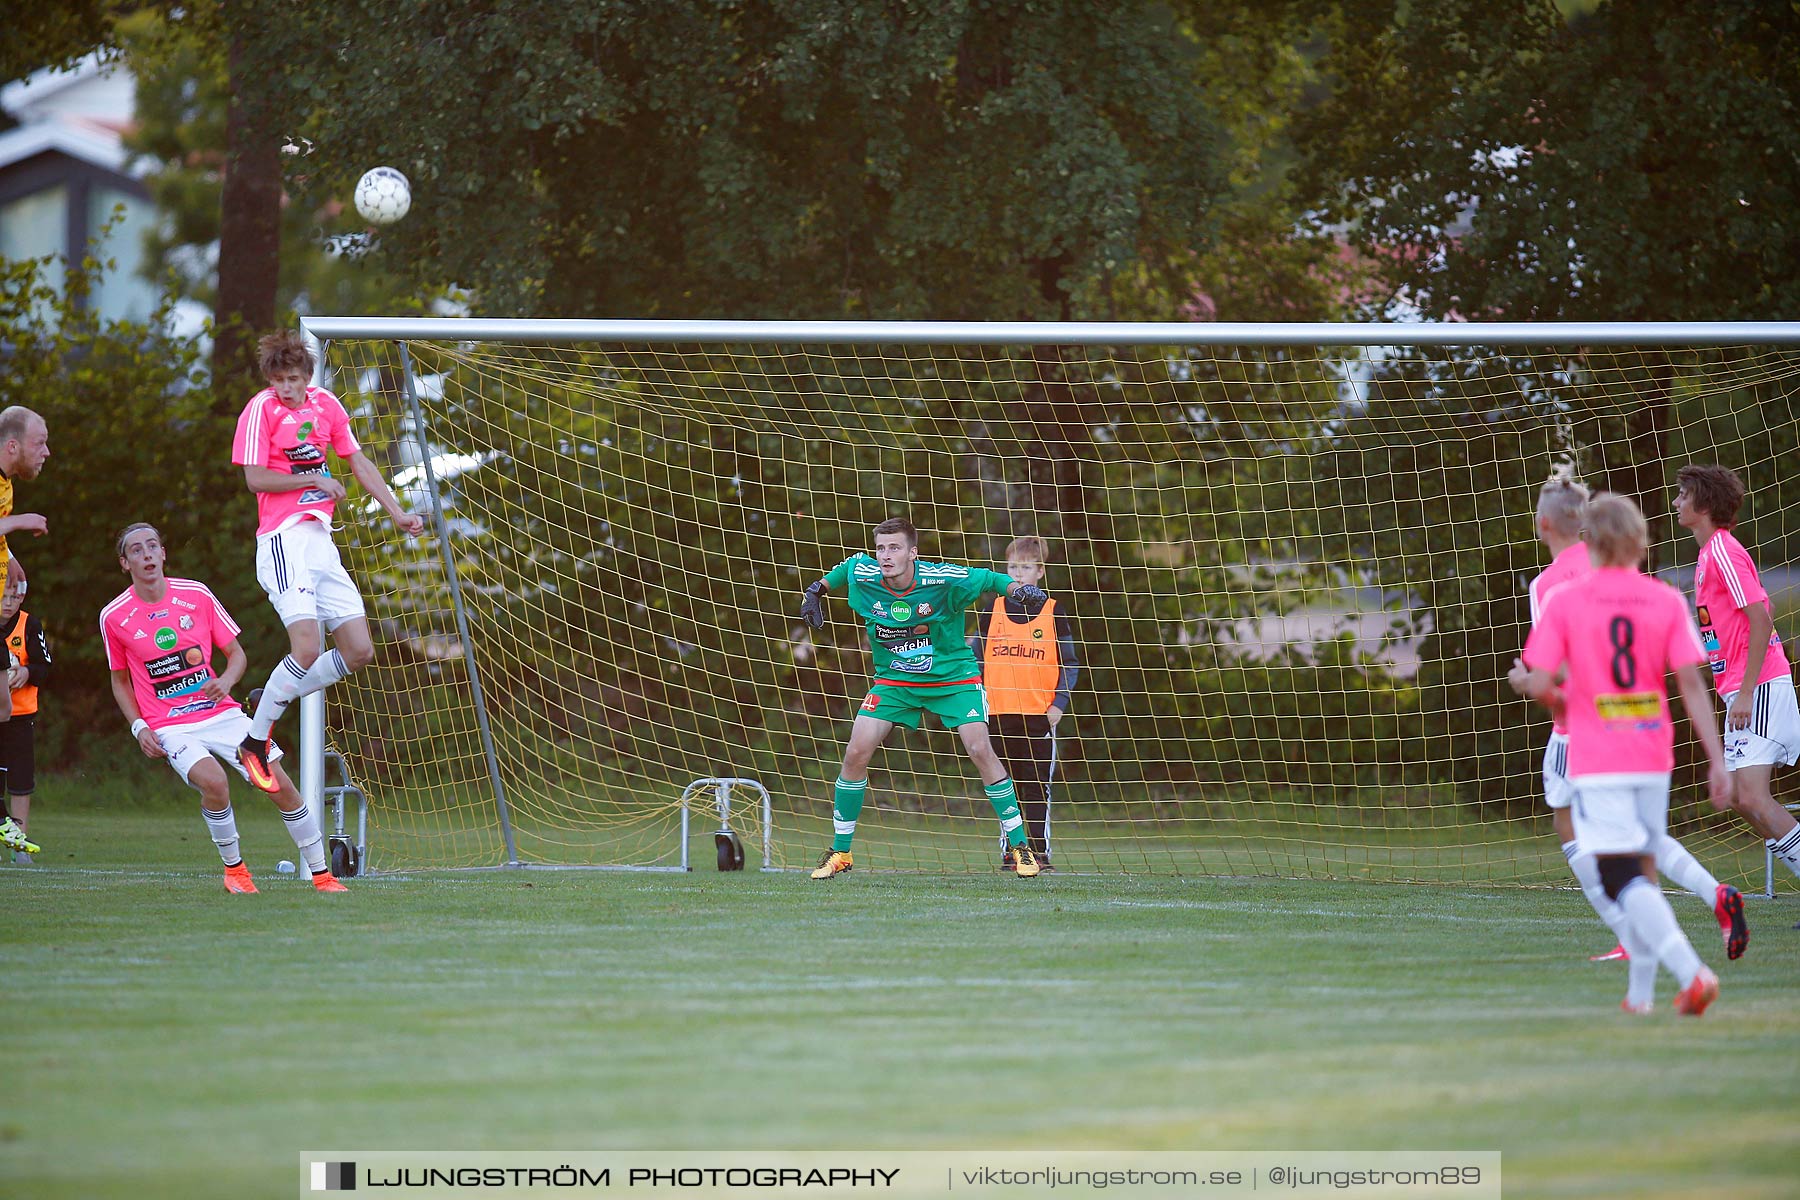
[117,6,418,328]
[0,246,276,760]
[0,2,133,92]
[1294,0,1800,321]
[272,0,1234,320]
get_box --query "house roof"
[2,52,119,121]
[0,119,143,178]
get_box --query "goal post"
[296,317,1800,884]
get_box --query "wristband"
[131,718,149,739]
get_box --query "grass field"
[4,774,1798,1199]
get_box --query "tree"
[1288,0,1800,800]
[1296,1,1800,324]
[1,3,125,89]
[1294,0,1800,518]
[0,246,276,760]
[273,0,1235,322]
[118,3,420,366]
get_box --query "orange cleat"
[1619,998,1653,1015]
[312,872,349,893]
[809,850,853,880]
[1589,944,1629,962]
[223,862,258,894]
[1673,968,1719,1017]
[237,735,280,793]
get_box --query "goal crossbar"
[301,318,1800,348]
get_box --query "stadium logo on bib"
[890,602,913,622]
[154,627,177,650]
[1032,628,1044,639]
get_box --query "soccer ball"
[354,167,411,225]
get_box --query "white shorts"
[1569,772,1669,857]
[1541,731,1573,809]
[156,708,284,788]
[256,519,366,631]
[1723,674,1800,770]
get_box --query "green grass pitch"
[3,775,1797,1199]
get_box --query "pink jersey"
[231,385,361,537]
[1522,566,1707,777]
[101,578,243,731]
[1693,528,1791,696]
[1527,540,1593,734]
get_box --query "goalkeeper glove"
[1011,583,1048,613]
[799,580,828,628]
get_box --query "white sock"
[281,801,330,875]
[250,650,349,739]
[1769,826,1800,880]
[1565,841,1631,943]
[1618,876,1703,988]
[202,804,241,866]
[1619,923,1658,1010]
[249,655,310,739]
[1654,835,1719,902]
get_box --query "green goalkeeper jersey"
[824,554,1014,685]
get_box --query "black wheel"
[330,837,358,878]
[714,830,745,871]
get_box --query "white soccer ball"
[354,166,411,225]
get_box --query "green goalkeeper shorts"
[858,680,989,730]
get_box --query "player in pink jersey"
[231,331,425,791]
[1509,478,1746,962]
[1520,494,1730,1015]
[1674,464,1800,886]
[102,522,346,893]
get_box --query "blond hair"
[1536,475,1589,540]
[1584,493,1649,568]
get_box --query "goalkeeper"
[800,518,1050,880]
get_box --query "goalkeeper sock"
[985,778,1026,846]
[201,804,241,866]
[832,777,866,852]
[281,800,330,875]
[250,650,349,740]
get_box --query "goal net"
[302,319,1800,887]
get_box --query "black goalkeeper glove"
[799,580,828,628]
[1011,583,1048,614]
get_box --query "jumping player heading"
[232,331,425,791]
